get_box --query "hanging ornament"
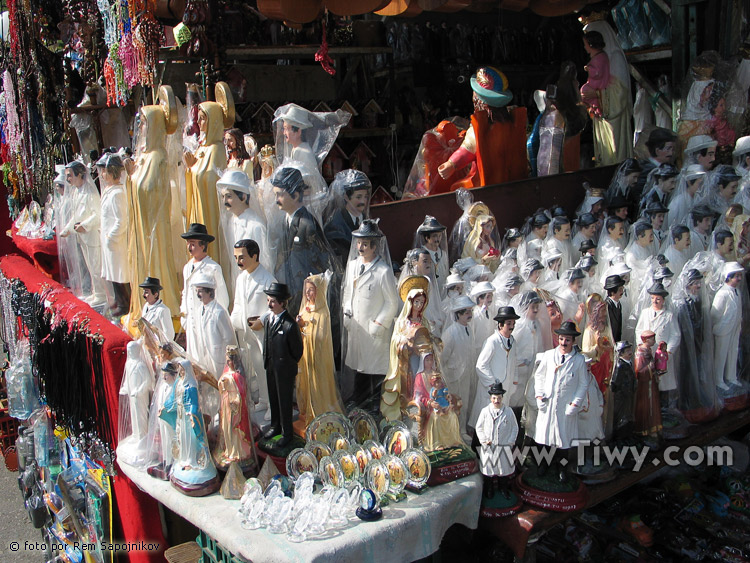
[315,20,336,76]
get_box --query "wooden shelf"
[159,45,392,62]
[626,46,672,63]
[480,408,750,560]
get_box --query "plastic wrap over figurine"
[125,85,181,331]
[273,103,350,222]
[340,219,399,411]
[398,248,445,336]
[270,164,341,317]
[670,262,719,422]
[403,118,472,197]
[324,169,372,265]
[6,339,41,420]
[52,167,88,299]
[160,358,220,495]
[216,168,270,291]
[58,160,107,307]
[116,341,155,466]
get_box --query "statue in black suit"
[271,165,340,315]
[604,274,626,342]
[324,169,372,264]
[251,282,304,448]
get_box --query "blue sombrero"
[470,66,513,108]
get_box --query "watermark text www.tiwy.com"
[480,440,733,472]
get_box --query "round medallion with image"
[286,448,319,480]
[400,448,431,487]
[333,449,361,486]
[318,455,345,488]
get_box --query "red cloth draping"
[10,226,59,280]
[0,254,166,563]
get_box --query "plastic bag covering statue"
[596,216,627,267]
[441,295,478,440]
[413,215,450,295]
[411,352,464,452]
[699,164,741,217]
[324,169,373,265]
[609,341,636,439]
[509,291,551,411]
[96,152,130,316]
[449,189,489,264]
[144,359,178,475]
[462,212,502,274]
[7,339,40,420]
[677,52,726,158]
[216,168,270,293]
[584,18,633,117]
[670,263,718,420]
[272,103,350,222]
[257,146,284,278]
[160,359,219,494]
[668,165,706,230]
[341,219,399,406]
[52,168,88,298]
[70,84,131,160]
[126,89,182,328]
[635,282,680,392]
[213,346,256,471]
[535,88,565,177]
[380,278,439,421]
[633,85,654,145]
[539,61,588,177]
[398,249,445,335]
[270,164,340,316]
[543,216,576,274]
[633,332,661,437]
[117,341,155,466]
[59,160,107,307]
[167,96,189,277]
[185,82,233,276]
[296,271,344,427]
[437,67,527,189]
[581,31,633,166]
[402,119,472,198]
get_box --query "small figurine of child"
[474,381,519,499]
[654,341,668,375]
[430,374,451,413]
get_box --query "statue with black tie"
[250,282,303,450]
[605,274,626,342]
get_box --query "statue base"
[723,393,750,412]
[257,435,305,458]
[516,470,588,512]
[426,445,478,486]
[146,463,171,481]
[213,454,257,475]
[681,406,720,424]
[170,474,221,497]
[480,489,523,518]
[405,482,429,494]
[356,506,383,521]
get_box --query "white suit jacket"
[191,299,237,378]
[142,299,175,341]
[711,284,742,337]
[440,321,475,387]
[99,183,129,282]
[475,404,518,477]
[471,332,517,426]
[342,256,399,374]
[230,209,271,271]
[533,347,588,448]
[231,265,277,338]
[181,256,229,350]
[635,306,681,389]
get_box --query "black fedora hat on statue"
[181,223,215,242]
[493,306,520,323]
[264,282,292,301]
[417,215,446,235]
[488,381,506,395]
[554,321,581,337]
[352,219,384,238]
[139,276,163,291]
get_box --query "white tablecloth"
[118,461,482,563]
